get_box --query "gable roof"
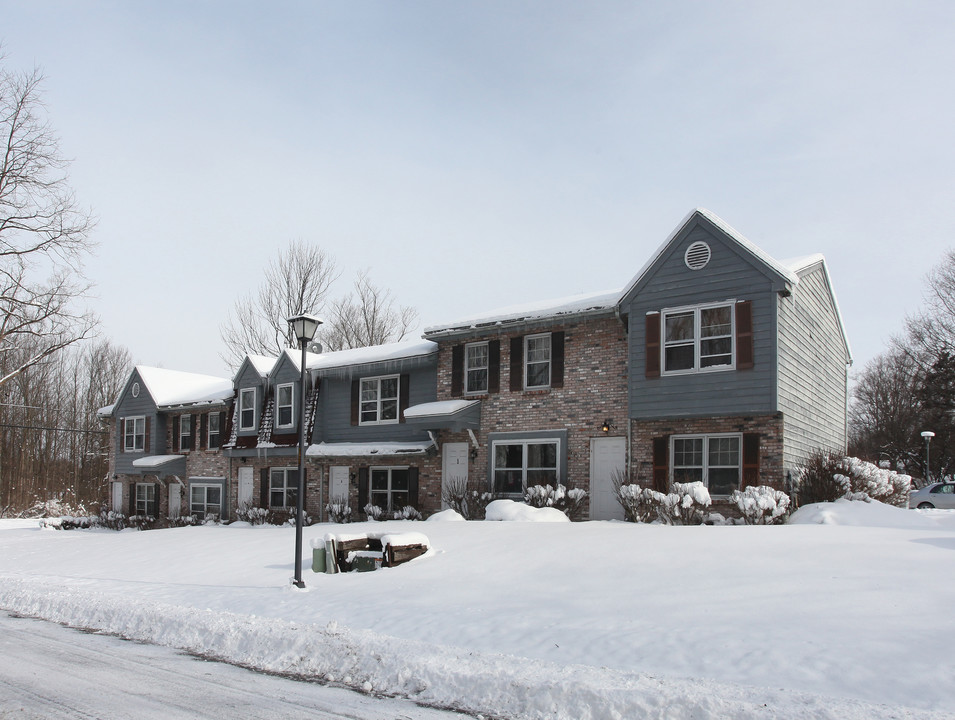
[620,208,799,303]
[424,289,622,338]
[780,254,853,363]
[306,339,438,373]
[135,366,234,408]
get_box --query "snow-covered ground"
[1,501,953,720]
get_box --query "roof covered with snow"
[136,366,234,408]
[306,440,435,457]
[424,289,621,337]
[304,339,437,373]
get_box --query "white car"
[909,481,955,509]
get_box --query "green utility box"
[311,546,326,573]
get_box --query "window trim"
[670,433,742,496]
[359,374,400,426]
[269,467,299,509]
[190,481,223,520]
[524,333,552,390]
[465,341,489,395]
[179,414,192,451]
[239,388,256,431]
[123,416,145,453]
[368,466,412,513]
[490,438,561,497]
[276,383,294,429]
[661,301,736,376]
[135,482,156,516]
[207,412,221,449]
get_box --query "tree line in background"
[850,250,955,482]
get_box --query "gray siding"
[625,224,781,419]
[777,264,850,474]
[113,369,166,474]
[314,359,437,444]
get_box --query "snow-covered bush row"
[794,451,911,507]
[729,486,790,525]
[523,483,588,520]
[613,481,712,525]
[363,504,422,521]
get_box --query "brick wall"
[433,315,630,510]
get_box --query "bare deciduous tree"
[322,270,418,352]
[0,57,96,388]
[219,240,340,367]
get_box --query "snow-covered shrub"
[325,497,352,524]
[651,481,712,525]
[392,506,422,521]
[729,485,790,525]
[98,510,127,531]
[467,490,496,520]
[364,503,383,521]
[25,498,91,519]
[441,475,469,517]
[794,451,912,507]
[235,503,269,525]
[614,482,657,523]
[524,483,588,520]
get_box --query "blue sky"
[3,1,953,378]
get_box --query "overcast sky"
[3,1,954,379]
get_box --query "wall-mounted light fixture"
[601,419,615,433]
[470,448,479,461]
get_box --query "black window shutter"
[509,336,524,392]
[150,483,159,517]
[199,413,208,450]
[551,331,565,388]
[357,467,369,508]
[736,301,754,370]
[652,436,669,492]
[451,345,464,397]
[120,418,126,451]
[172,416,180,452]
[350,380,360,426]
[289,469,299,508]
[742,433,761,489]
[646,314,661,378]
[408,467,419,508]
[260,468,270,508]
[144,417,151,453]
[128,483,136,515]
[399,374,410,423]
[488,340,501,394]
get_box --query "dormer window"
[239,388,256,431]
[276,383,294,428]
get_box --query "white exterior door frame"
[590,436,627,521]
[442,442,469,509]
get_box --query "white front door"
[442,442,469,509]
[111,481,123,512]
[590,436,627,520]
[237,466,254,508]
[330,466,349,503]
[168,483,181,519]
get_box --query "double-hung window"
[135,482,157,516]
[190,483,222,520]
[276,383,294,428]
[239,388,256,431]
[124,416,145,452]
[207,412,221,449]
[465,342,489,394]
[492,440,559,496]
[524,334,551,389]
[370,467,410,512]
[179,414,192,451]
[360,375,399,425]
[269,468,299,509]
[663,303,734,374]
[671,434,741,496]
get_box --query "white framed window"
[239,388,256,431]
[276,383,294,428]
[662,302,734,374]
[207,412,221,449]
[360,375,399,425]
[135,482,157,516]
[524,333,551,389]
[179,414,192,451]
[671,433,742,496]
[465,342,489,394]
[269,467,299,509]
[370,467,410,512]
[492,439,559,496]
[124,416,145,452]
[190,483,222,520]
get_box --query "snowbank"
[484,499,570,522]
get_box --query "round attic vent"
[131,382,140,398]
[684,241,711,270]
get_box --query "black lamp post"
[287,313,322,589]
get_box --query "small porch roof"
[130,454,186,477]
[403,399,481,431]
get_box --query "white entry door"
[442,443,469,509]
[330,466,349,503]
[237,466,254,508]
[111,481,123,512]
[590,436,627,520]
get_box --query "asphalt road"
[0,612,472,720]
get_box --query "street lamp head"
[287,313,323,345]
[921,431,936,439]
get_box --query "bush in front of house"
[235,503,269,525]
[613,482,657,523]
[729,485,790,524]
[651,481,712,525]
[793,450,912,508]
[524,483,588,520]
[325,497,352,524]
